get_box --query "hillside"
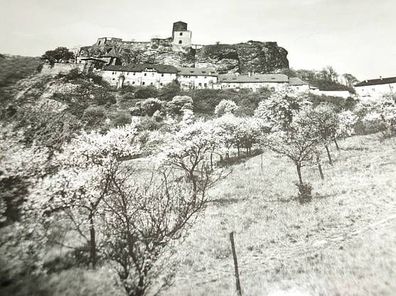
[0,55,41,88]
[164,133,396,295]
[79,40,289,74]
[0,55,42,105]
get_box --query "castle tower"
[172,21,192,47]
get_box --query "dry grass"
[163,134,396,296]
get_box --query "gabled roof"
[103,64,179,74]
[289,77,308,86]
[219,73,289,83]
[178,67,217,76]
[355,76,396,87]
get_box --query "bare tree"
[101,165,216,296]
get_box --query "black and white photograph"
[0,0,395,295]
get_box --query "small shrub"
[137,116,164,131]
[159,81,181,101]
[111,111,132,127]
[141,98,163,116]
[61,68,82,81]
[166,96,193,116]
[134,86,159,99]
[82,106,107,128]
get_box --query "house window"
[161,74,164,77]
[160,83,163,86]
[204,83,207,88]
[179,40,182,44]
[142,82,145,85]
[132,82,135,85]
[198,83,202,86]
[133,73,135,76]
[179,32,183,36]
[150,82,153,85]
[144,73,147,76]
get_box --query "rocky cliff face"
[80,40,289,74]
[195,41,289,73]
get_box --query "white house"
[101,64,178,88]
[219,73,289,91]
[288,77,311,93]
[177,67,218,89]
[354,76,396,99]
[310,90,354,99]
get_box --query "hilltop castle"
[94,21,199,51]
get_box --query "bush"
[86,73,108,87]
[186,89,221,115]
[159,81,181,101]
[93,90,116,106]
[82,106,107,128]
[166,96,193,116]
[214,99,238,117]
[134,86,159,99]
[111,111,132,127]
[141,98,164,116]
[137,116,164,131]
[61,68,82,81]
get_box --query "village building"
[177,67,218,89]
[219,73,289,91]
[101,64,178,88]
[288,77,311,92]
[354,76,396,99]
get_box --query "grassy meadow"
[163,133,396,296]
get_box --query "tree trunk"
[325,145,333,166]
[237,146,240,157]
[296,163,303,186]
[210,152,213,170]
[135,276,146,296]
[316,155,324,180]
[89,214,97,269]
[333,138,340,151]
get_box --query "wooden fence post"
[230,231,242,296]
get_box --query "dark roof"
[79,57,107,63]
[219,74,289,83]
[103,64,179,74]
[289,77,308,86]
[355,76,396,87]
[178,67,217,76]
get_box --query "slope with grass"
[164,133,396,296]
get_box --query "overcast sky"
[1,0,395,79]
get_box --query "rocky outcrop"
[195,41,288,73]
[80,40,289,74]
